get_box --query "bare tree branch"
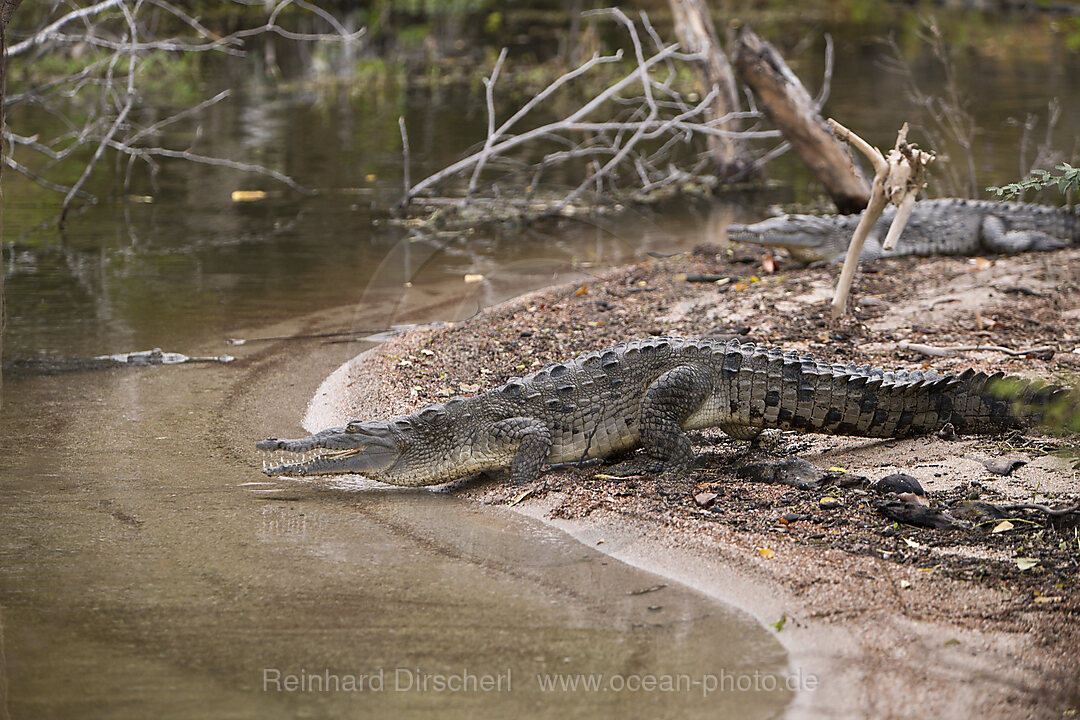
[399,8,826,226]
[3,0,363,219]
[59,0,139,221]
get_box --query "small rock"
[694,491,718,508]
[951,500,1009,523]
[819,496,842,510]
[870,473,925,497]
[875,501,968,530]
[981,456,1027,476]
[897,491,930,507]
[826,469,868,488]
[782,512,805,523]
[737,458,825,490]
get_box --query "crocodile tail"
[945,370,1078,435]
[720,342,1077,438]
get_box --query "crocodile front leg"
[640,365,712,474]
[484,417,553,485]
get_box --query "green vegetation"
[987,164,1080,203]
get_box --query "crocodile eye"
[345,422,361,433]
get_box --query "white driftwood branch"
[898,341,1054,358]
[828,120,935,318]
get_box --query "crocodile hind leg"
[981,216,1071,253]
[640,365,711,474]
[487,417,553,484]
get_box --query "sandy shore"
[301,247,1080,718]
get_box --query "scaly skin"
[726,199,1079,264]
[257,337,1068,487]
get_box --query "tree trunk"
[1,0,25,407]
[667,0,755,181]
[733,26,870,213]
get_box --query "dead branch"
[399,9,832,222]
[898,341,1055,358]
[398,116,411,198]
[878,24,976,198]
[667,0,754,179]
[734,27,870,213]
[828,121,935,318]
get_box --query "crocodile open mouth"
[260,447,365,477]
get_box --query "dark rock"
[826,469,869,488]
[870,473,925,497]
[951,500,1010,523]
[737,458,826,490]
[980,456,1028,476]
[875,501,969,531]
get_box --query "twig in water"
[399,116,411,199]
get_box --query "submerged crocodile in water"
[726,199,1079,264]
[257,337,1073,487]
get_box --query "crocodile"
[257,337,1071,487]
[726,199,1079,264]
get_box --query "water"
[3,5,1079,717]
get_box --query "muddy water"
[0,216,796,718]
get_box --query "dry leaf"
[574,284,589,296]
[757,547,776,559]
[231,190,267,202]
[1015,558,1039,571]
[507,489,535,506]
[991,520,1014,533]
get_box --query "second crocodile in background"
[726,199,1079,264]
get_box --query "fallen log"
[733,27,871,213]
